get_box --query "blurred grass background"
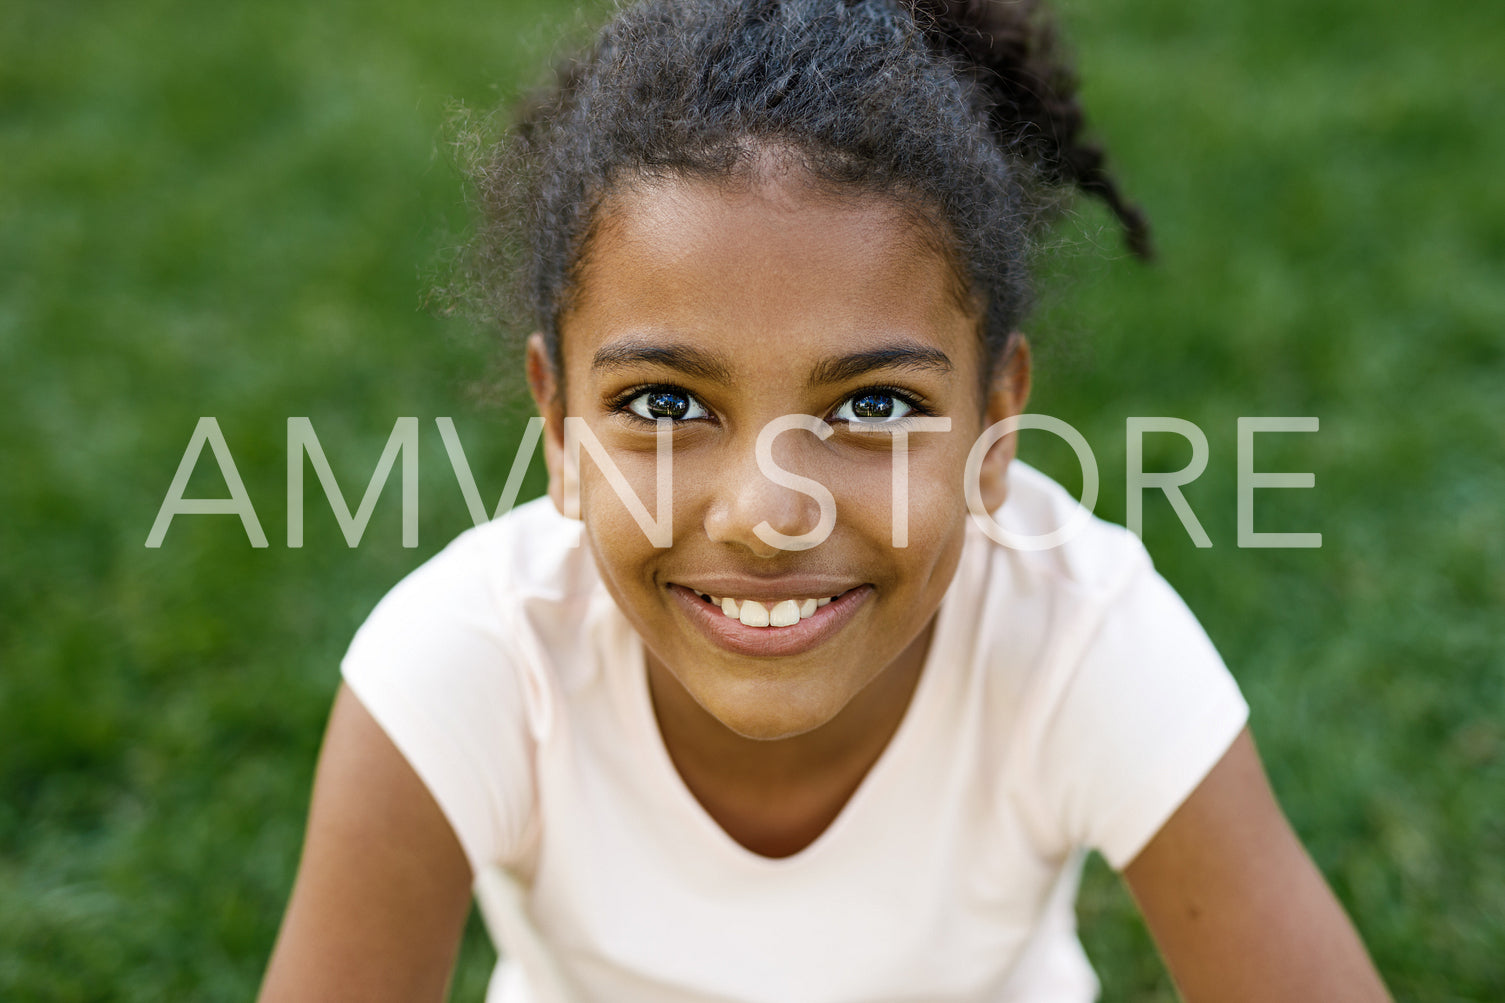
[1,0,1500,998]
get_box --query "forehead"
[558,175,981,376]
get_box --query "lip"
[668,582,871,658]
[672,574,863,604]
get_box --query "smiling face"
[528,171,1028,741]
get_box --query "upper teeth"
[696,593,834,627]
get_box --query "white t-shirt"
[342,462,1248,1003]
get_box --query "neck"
[645,623,933,856]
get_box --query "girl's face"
[529,174,1028,741]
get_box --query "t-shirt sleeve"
[1022,554,1249,872]
[340,531,539,876]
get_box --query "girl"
[261,1,1390,1000]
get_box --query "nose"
[702,415,836,556]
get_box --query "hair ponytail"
[909,0,1153,259]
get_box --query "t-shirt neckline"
[615,542,974,872]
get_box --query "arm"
[258,684,474,1003]
[1123,727,1390,1002]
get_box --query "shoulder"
[347,498,586,653]
[971,463,1238,706]
[983,460,1151,602]
[338,498,592,870]
[957,462,1154,677]
[375,496,584,603]
[967,464,1248,868]
[342,496,603,725]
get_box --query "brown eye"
[625,387,708,421]
[835,390,914,423]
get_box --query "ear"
[975,334,1032,514]
[525,333,571,517]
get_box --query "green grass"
[3,0,1501,998]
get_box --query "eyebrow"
[591,341,734,383]
[589,338,953,385]
[807,345,953,386]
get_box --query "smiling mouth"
[688,591,838,628]
[669,583,869,657]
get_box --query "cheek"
[825,436,972,557]
[572,436,675,564]
[901,479,970,564]
[895,433,972,515]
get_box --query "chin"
[720,714,822,742]
[698,679,847,741]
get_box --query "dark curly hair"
[461,0,1149,383]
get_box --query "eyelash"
[832,384,934,424]
[607,383,936,427]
